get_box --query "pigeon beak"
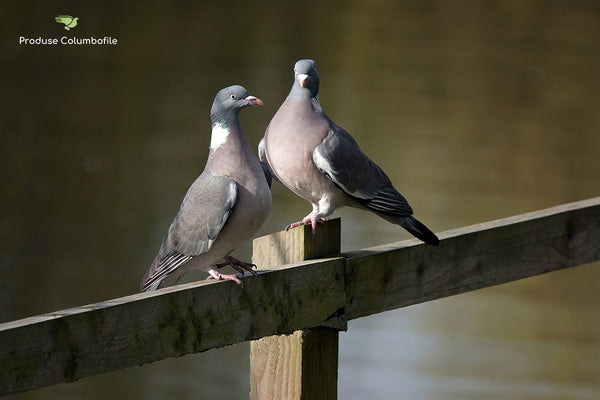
[245,96,263,106]
[297,74,309,88]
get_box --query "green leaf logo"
[55,15,79,31]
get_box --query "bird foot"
[285,214,326,235]
[215,256,257,275]
[208,268,243,285]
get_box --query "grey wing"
[312,126,413,217]
[141,173,237,290]
[258,137,276,187]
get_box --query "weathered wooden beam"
[344,197,600,319]
[0,256,345,396]
[0,197,598,397]
[250,219,342,400]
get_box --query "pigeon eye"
[229,94,237,100]
[294,68,297,73]
[313,68,317,73]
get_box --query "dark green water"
[2,1,599,399]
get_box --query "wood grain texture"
[1,198,598,397]
[252,217,341,266]
[250,219,342,400]
[0,256,345,396]
[344,197,600,319]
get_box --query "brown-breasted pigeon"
[260,59,438,245]
[141,85,272,291]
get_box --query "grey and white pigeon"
[259,59,438,245]
[141,85,272,291]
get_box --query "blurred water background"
[1,1,599,399]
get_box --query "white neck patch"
[210,123,230,151]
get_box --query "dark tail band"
[402,216,439,246]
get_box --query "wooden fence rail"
[1,197,599,397]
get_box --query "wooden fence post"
[250,219,342,400]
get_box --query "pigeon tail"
[400,216,439,246]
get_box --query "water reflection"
[2,1,599,399]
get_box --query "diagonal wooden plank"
[344,197,600,320]
[0,197,598,397]
[0,257,345,397]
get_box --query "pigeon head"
[210,85,263,125]
[291,59,320,98]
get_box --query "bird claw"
[208,255,258,286]
[215,256,257,276]
[208,268,243,285]
[285,222,301,231]
[285,214,326,235]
